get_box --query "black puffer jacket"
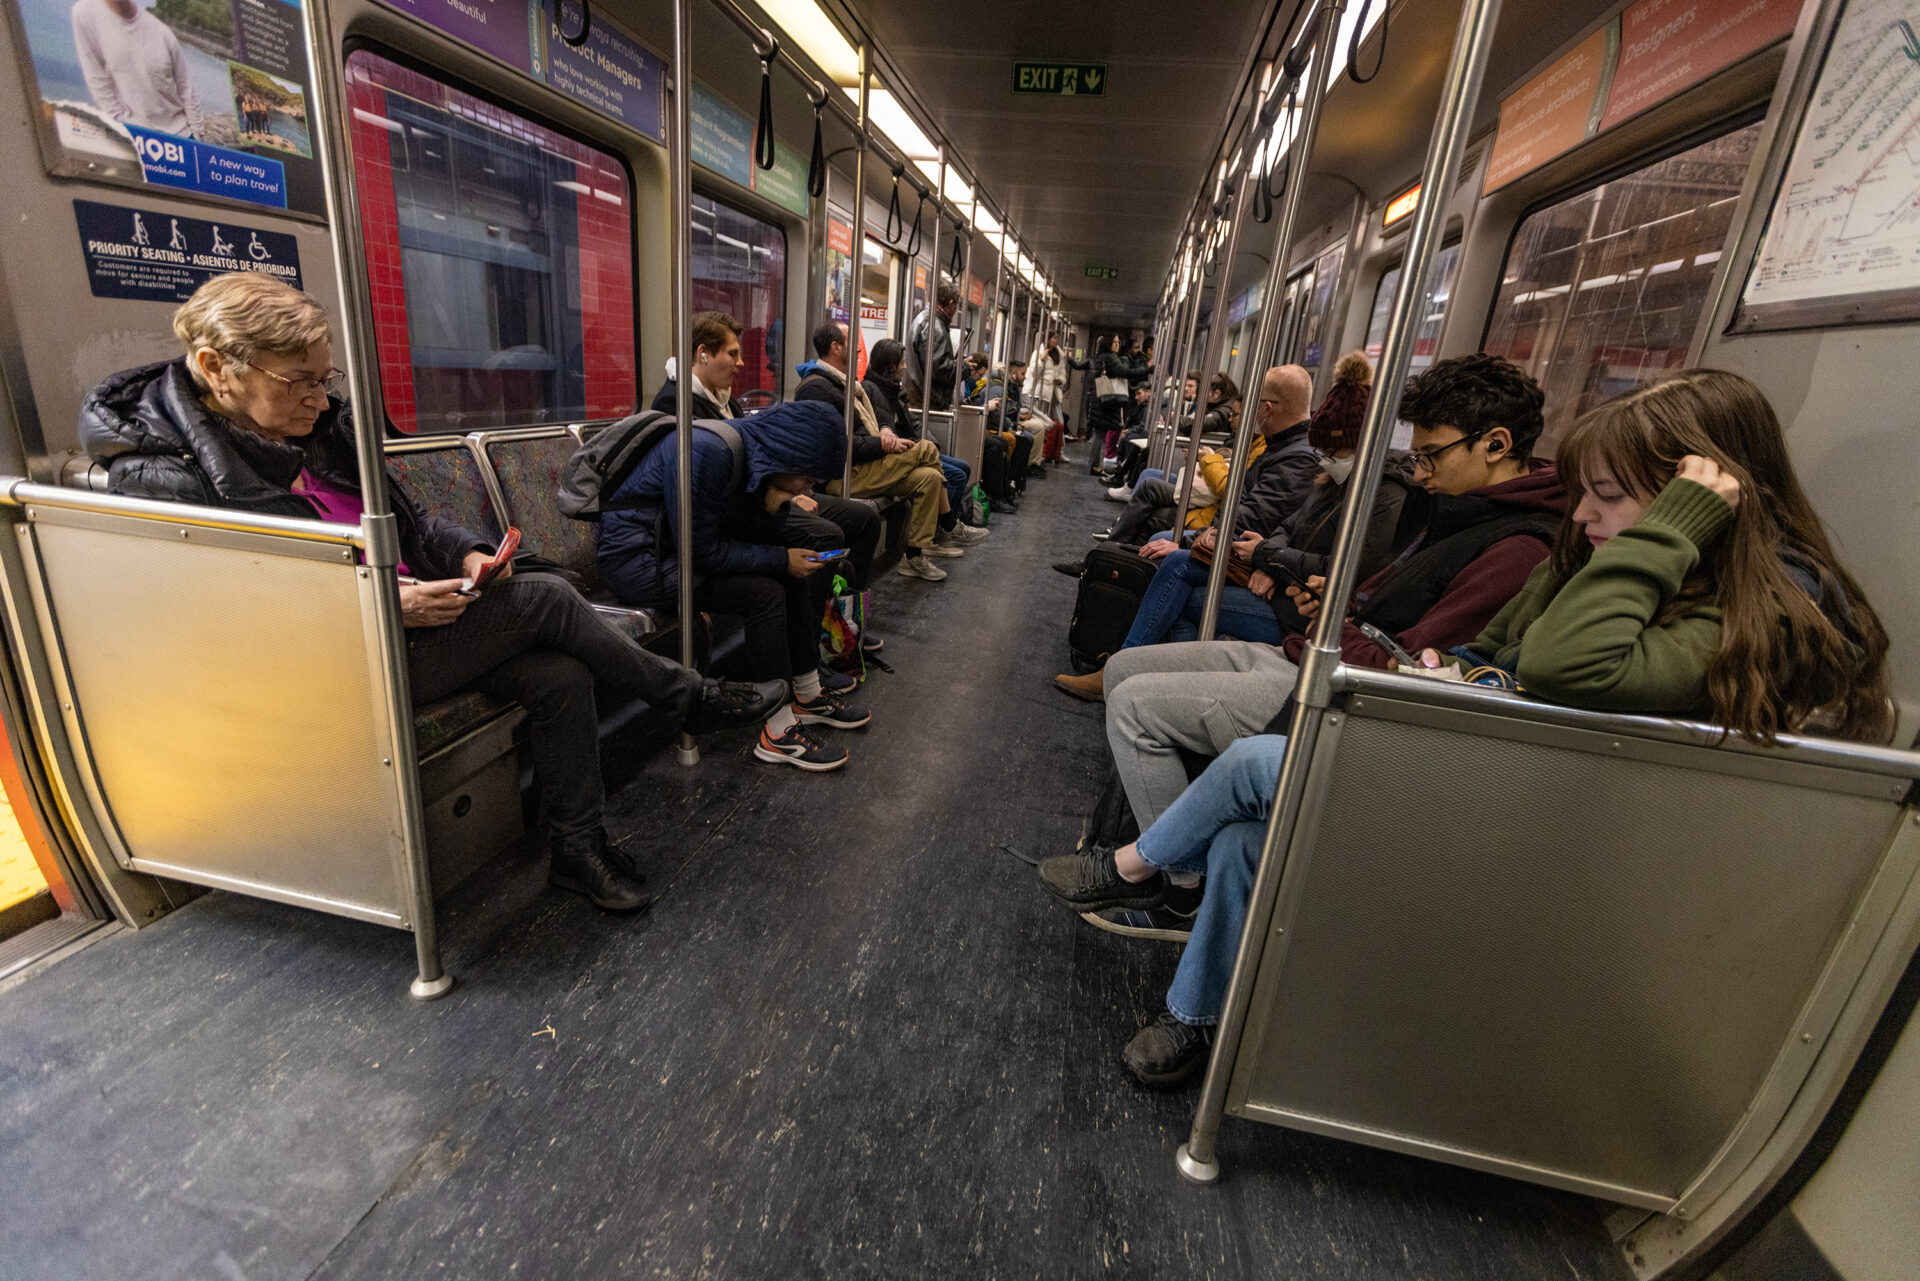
[78,359,490,579]
[1251,451,1425,586]
[1082,350,1132,430]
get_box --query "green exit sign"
[1085,266,1120,279]
[1013,62,1107,96]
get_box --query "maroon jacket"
[1284,463,1567,670]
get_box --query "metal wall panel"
[1232,711,1905,1205]
[24,517,403,922]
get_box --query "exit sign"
[1085,265,1120,280]
[1013,62,1107,96]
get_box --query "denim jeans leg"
[1119,549,1211,650]
[1171,584,1284,646]
[1165,819,1269,1026]
[1133,735,1290,870]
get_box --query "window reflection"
[345,51,636,434]
[1482,123,1761,450]
[1365,243,1462,373]
[691,193,787,401]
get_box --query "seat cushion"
[386,444,503,543]
[414,689,517,760]
[485,435,600,587]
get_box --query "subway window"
[344,51,637,435]
[691,193,788,402]
[1365,243,1462,372]
[1482,122,1762,448]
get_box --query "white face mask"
[1322,454,1356,485]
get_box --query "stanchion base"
[409,973,454,1002]
[675,740,701,766]
[1175,1142,1221,1185]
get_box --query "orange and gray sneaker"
[1053,669,1105,702]
[754,722,849,771]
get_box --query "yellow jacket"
[1184,433,1267,529]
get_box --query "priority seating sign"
[73,200,303,304]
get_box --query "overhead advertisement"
[1484,0,1799,193]
[1737,0,1920,329]
[11,0,325,214]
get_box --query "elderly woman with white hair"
[78,272,781,913]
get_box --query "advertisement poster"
[539,2,663,140]
[381,0,533,74]
[13,0,324,213]
[825,215,852,323]
[74,196,300,300]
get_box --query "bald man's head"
[1259,364,1313,432]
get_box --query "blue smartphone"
[811,548,849,562]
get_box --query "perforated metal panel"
[1232,709,1906,1205]
[25,518,405,922]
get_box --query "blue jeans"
[1135,467,1167,487]
[1120,547,1286,650]
[939,454,971,515]
[1134,735,1289,1025]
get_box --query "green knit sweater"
[1471,478,1736,715]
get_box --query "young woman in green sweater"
[1039,369,1892,1088]
[1467,368,1889,742]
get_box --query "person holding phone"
[598,398,876,773]
[80,273,785,914]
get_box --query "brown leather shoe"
[1054,669,1105,702]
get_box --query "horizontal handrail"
[2,479,365,548]
[1336,666,1920,782]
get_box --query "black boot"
[684,677,787,734]
[550,829,651,912]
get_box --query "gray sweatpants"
[1105,640,1300,828]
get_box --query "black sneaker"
[1123,1012,1213,1088]
[1036,846,1165,911]
[1081,881,1202,941]
[684,678,787,734]
[819,664,859,695]
[549,830,651,912]
[754,721,849,771]
[793,689,872,729]
[860,634,885,653]
[1051,560,1085,578]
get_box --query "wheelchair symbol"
[247,232,271,261]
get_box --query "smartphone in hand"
[461,526,521,595]
[1358,621,1421,669]
[1269,560,1322,602]
[810,548,850,563]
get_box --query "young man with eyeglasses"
[1071,354,1565,903]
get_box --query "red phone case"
[472,527,521,590]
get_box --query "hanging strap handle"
[948,221,964,276]
[904,186,925,258]
[552,0,589,48]
[755,39,779,170]
[1348,0,1388,84]
[885,167,905,244]
[806,93,827,198]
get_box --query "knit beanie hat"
[1308,351,1373,452]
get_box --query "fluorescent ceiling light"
[756,0,860,86]
[850,87,937,160]
[974,205,1003,236]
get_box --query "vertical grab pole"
[1169,165,1249,535]
[843,46,869,495]
[1177,0,1506,1185]
[918,146,944,443]
[954,201,975,412]
[986,232,1004,374]
[668,0,701,767]
[1197,8,1342,640]
[1157,226,1206,473]
[300,0,449,1000]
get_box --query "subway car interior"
[0,0,1917,1276]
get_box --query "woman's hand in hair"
[1675,454,1740,509]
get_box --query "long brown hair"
[1551,370,1890,743]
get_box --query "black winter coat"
[78,359,491,579]
[1232,420,1321,537]
[1252,452,1424,587]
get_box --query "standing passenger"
[904,280,960,411]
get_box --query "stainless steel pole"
[1169,170,1249,534]
[668,0,700,768]
[917,147,944,442]
[301,0,448,1000]
[987,239,1004,371]
[1154,227,1206,472]
[1177,0,1506,1186]
[1197,10,1342,640]
[954,203,975,411]
[842,47,868,494]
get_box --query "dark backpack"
[558,411,743,520]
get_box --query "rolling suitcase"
[1067,544,1158,672]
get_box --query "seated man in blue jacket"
[597,400,872,772]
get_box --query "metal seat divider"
[1178,0,1508,1184]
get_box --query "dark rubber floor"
[0,443,1632,1280]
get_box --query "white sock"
[765,702,797,735]
[793,670,822,703]
[1168,871,1202,889]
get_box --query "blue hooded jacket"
[597,400,848,606]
